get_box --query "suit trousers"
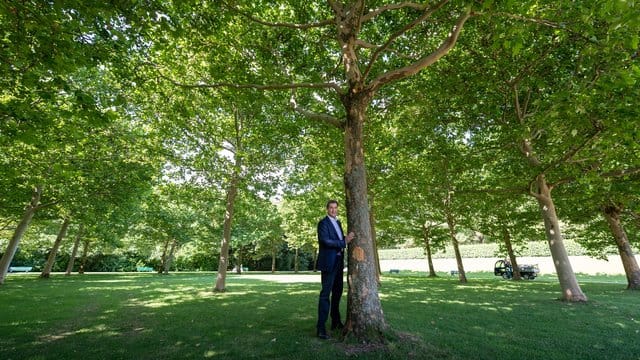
[317,255,344,331]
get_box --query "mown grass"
[0,272,638,360]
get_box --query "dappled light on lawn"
[1,273,639,359]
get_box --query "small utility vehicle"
[494,259,539,280]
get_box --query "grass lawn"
[0,271,638,360]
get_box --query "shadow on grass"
[1,272,638,360]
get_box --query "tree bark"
[422,224,438,278]
[214,110,243,292]
[159,239,170,274]
[40,217,71,278]
[65,224,84,276]
[368,193,381,284]
[236,249,243,274]
[343,92,386,341]
[0,186,42,284]
[602,203,640,290]
[502,227,522,280]
[445,210,467,284]
[271,246,276,273]
[214,179,237,291]
[79,239,90,274]
[533,174,587,301]
[163,239,177,274]
[312,249,318,272]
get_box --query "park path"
[239,255,636,284]
[379,255,636,275]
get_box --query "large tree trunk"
[502,227,522,280]
[422,224,438,278]
[368,193,381,284]
[602,203,640,290]
[0,186,42,284]
[65,224,84,276]
[40,217,71,278]
[343,94,386,341]
[163,239,177,274]
[534,175,587,301]
[159,239,170,274]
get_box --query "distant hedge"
[378,240,619,260]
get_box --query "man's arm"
[317,219,345,248]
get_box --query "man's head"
[326,200,339,218]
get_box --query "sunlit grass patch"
[0,272,638,359]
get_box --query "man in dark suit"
[316,200,354,339]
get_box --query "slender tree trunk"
[446,211,467,283]
[214,110,243,292]
[65,224,84,276]
[79,239,90,274]
[343,94,386,341]
[215,177,239,291]
[292,247,298,273]
[40,218,71,278]
[502,227,521,280]
[602,203,640,290]
[422,224,438,278]
[163,239,177,274]
[0,186,42,284]
[271,246,276,273]
[312,249,318,272]
[534,175,587,301]
[236,250,243,274]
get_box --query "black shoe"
[330,322,344,330]
[317,329,330,340]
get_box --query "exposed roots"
[335,329,451,359]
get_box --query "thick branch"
[528,178,544,200]
[368,8,472,91]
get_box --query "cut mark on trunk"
[353,246,365,262]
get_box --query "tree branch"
[483,12,563,29]
[149,63,343,93]
[528,177,544,200]
[361,2,429,23]
[600,166,640,179]
[289,92,345,129]
[221,1,333,29]
[544,126,603,189]
[363,0,448,81]
[34,201,58,211]
[368,8,472,91]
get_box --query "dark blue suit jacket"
[316,216,346,272]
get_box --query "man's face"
[327,203,338,218]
